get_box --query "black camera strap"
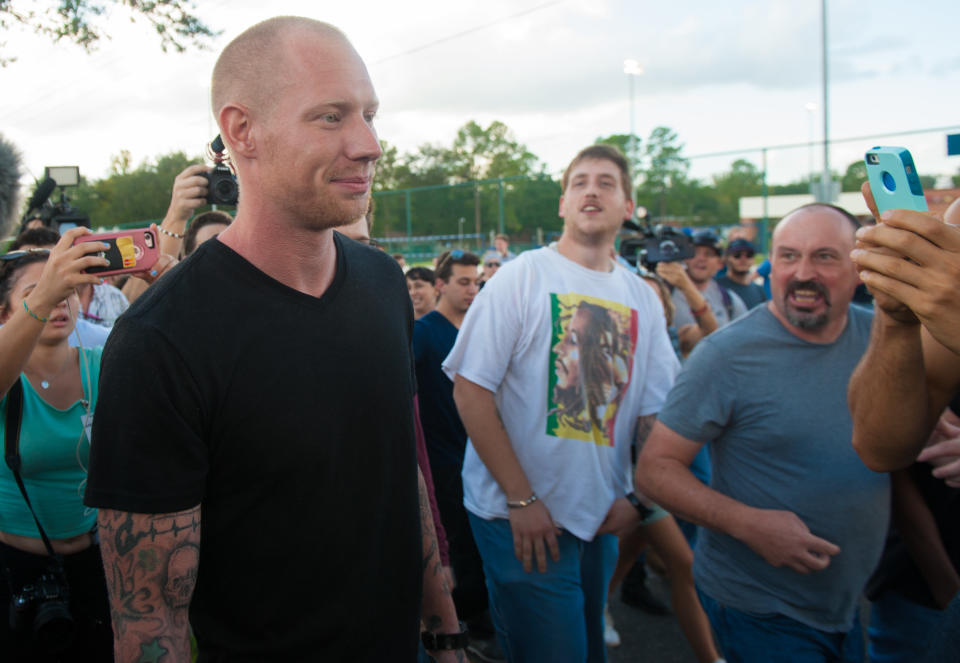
[4,378,59,558]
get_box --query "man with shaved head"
[637,204,889,662]
[85,17,464,662]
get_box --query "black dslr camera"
[619,220,695,271]
[8,559,75,652]
[203,135,238,206]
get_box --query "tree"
[0,0,218,66]
[637,126,689,220]
[419,120,542,183]
[711,159,764,223]
[841,160,867,192]
[370,121,547,240]
[595,133,642,174]
[71,150,204,227]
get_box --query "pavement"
[606,571,700,663]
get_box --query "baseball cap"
[691,229,722,254]
[482,251,502,266]
[726,239,756,256]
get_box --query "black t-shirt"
[412,311,467,471]
[85,234,422,661]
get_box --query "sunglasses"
[1,248,51,261]
[437,249,467,273]
[729,251,754,259]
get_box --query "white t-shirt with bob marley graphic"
[443,246,679,541]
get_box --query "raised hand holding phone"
[864,146,928,215]
[72,228,159,277]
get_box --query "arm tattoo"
[97,506,201,660]
[418,475,448,590]
[635,414,657,453]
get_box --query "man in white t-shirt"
[444,145,680,662]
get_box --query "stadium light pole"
[624,59,644,181]
[805,102,817,193]
[819,0,833,201]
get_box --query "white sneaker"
[603,603,621,647]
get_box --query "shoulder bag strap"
[4,378,59,558]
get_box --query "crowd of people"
[0,14,959,663]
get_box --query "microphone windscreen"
[0,134,23,238]
[25,177,57,215]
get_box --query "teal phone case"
[864,146,928,214]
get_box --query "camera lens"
[867,153,879,164]
[33,601,74,653]
[215,178,237,202]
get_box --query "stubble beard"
[279,189,369,232]
[781,280,831,330]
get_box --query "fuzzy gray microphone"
[0,134,23,239]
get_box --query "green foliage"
[637,126,690,220]
[770,178,813,195]
[841,160,867,192]
[0,0,218,66]
[371,121,551,240]
[594,133,641,173]
[711,159,763,222]
[70,150,207,227]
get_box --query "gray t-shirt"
[658,304,889,632]
[672,279,747,329]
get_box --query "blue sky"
[1,0,958,193]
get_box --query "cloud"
[369,0,905,119]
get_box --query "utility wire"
[687,125,960,160]
[371,0,565,65]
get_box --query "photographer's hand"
[0,228,108,399]
[27,228,109,317]
[160,164,209,255]
[656,261,718,354]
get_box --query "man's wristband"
[625,492,654,520]
[421,622,469,650]
[691,302,709,317]
[506,493,538,509]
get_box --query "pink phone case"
[74,228,159,276]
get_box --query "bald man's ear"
[219,104,256,159]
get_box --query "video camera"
[21,166,90,234]
[619,218,695,271]
[203,135,238,206]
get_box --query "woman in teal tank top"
[0,229,114,661]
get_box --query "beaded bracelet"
[158,226,185,239]
[23,299,48,323]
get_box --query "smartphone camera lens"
[882,171,897,193]
[867,153,880,164]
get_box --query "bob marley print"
[547,293,638,446]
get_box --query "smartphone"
[74,228,159,276]
[864,146,928,214]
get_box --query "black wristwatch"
[421,621,470,650]
[625,491,655,520]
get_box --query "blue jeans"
[868,589,944,663]
[697,588,864,663]
[468,513,618,663]
[922,592,960,662]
